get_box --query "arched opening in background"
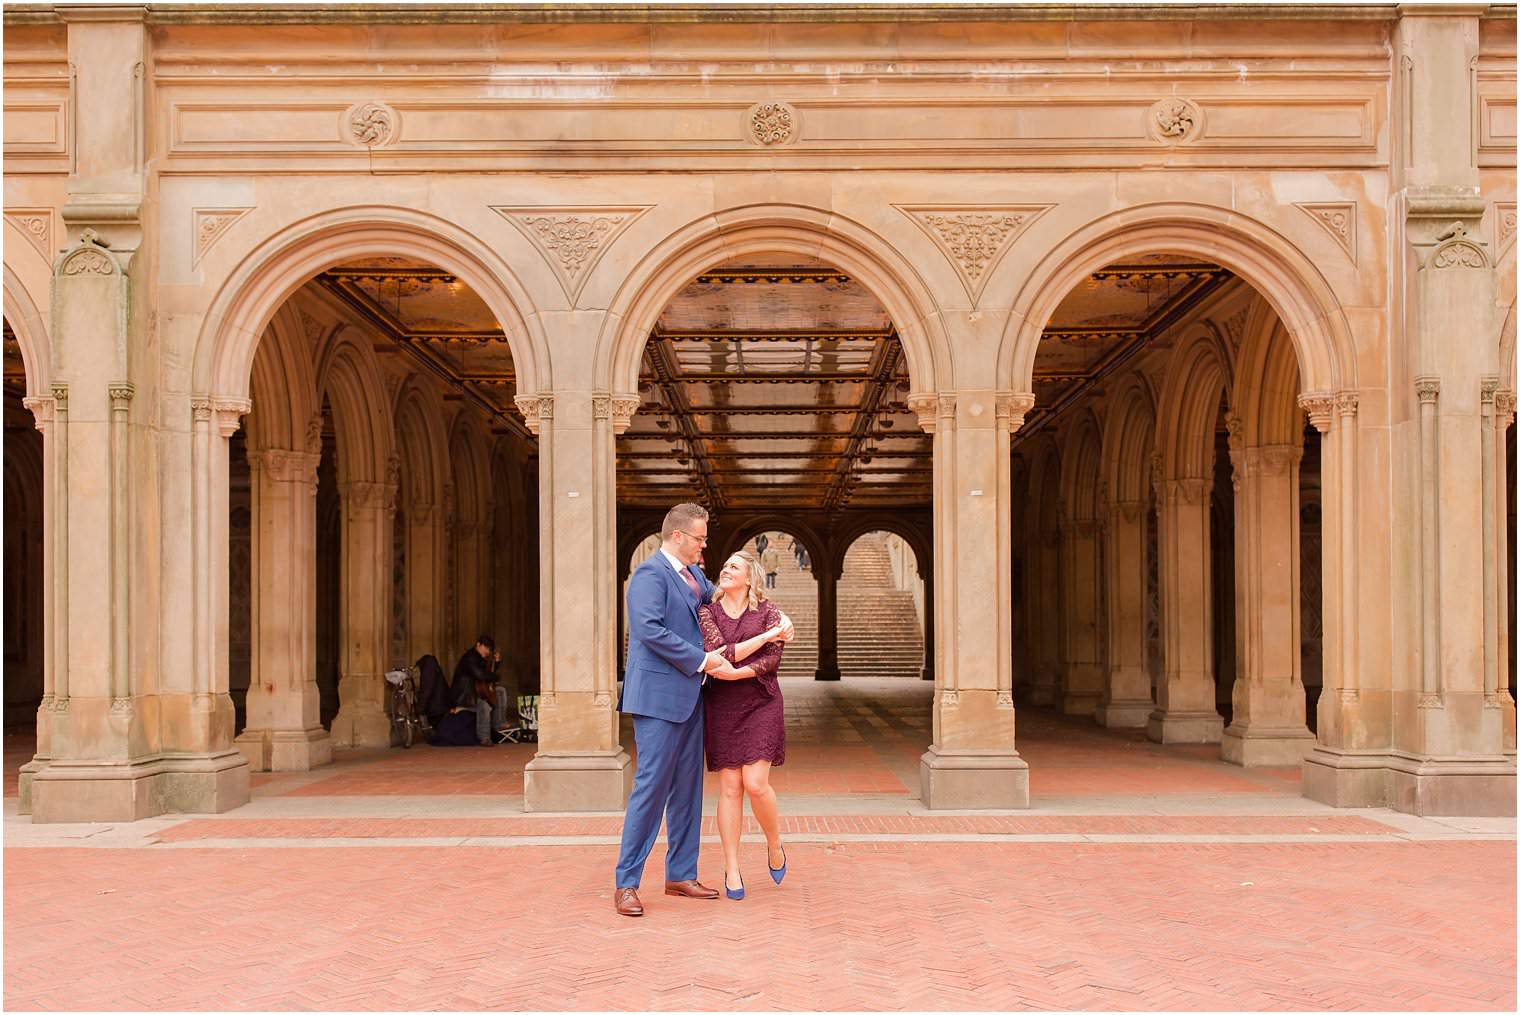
[2,319,43,733]
[837,530,924,680]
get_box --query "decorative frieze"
[495,206,650,304]
[192,208,253,268]
[1295,202,1358,263]
[746,101,798,146]
[897,205,1052,304]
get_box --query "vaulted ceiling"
[226,250,1232,511]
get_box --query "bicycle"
[385,666,426,748]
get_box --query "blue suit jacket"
[619,553,713,722]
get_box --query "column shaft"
[1096,500,1152,728]
[1150,476,1224,744]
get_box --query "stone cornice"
[7,4,1474,26]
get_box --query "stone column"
[1484,388,1517,750]
[330,477,396,748]
[1095,499,1152,727]
[814,559,841,681]
[405,499,446,663]
[1150,463,1224,744]
[1058,501,1103,716]
[233,448,332,771]
[1222,442,1316,765]
[16,391,60,814]
[915,392,1030,809]
[519,392,635,811]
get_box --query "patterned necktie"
[679,566,700,603]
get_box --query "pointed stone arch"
[314,327,393,486]
[244,303,318,455]
[1157,327,1233,483]
[1101,372,1158,506]
[3,262,51,400]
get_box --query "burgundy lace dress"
[699,599,786,771]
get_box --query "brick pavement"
[5,680,1515,1010]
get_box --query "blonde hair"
[711,550,768,611]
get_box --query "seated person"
[452,634,508,747]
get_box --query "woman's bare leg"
[741,760,784,867]
[717,767,745,889]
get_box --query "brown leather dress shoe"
[614,886,643,917]
[663,879,720,899]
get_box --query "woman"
[698,550,790,900]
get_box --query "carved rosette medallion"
[343,101,399,148]
[192,208,253,268]
[898,204,1053,305]
[746,101,799,146]
[4,209,52,261]
[1147,97,1203,144]
[495,206,650,304]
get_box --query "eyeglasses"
[674,529,709,546]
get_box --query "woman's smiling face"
[718,554,750,591]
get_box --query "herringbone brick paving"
[4,841,1513,1010]
[7,681,1515,1010]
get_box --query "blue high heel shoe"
[725,872,744,901]
[768,846,787,885]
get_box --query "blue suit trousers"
[613,705,705,888]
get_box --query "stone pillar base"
[1147,709,1223,744]
[1060,691,1100,717]
[30,751,250,823]
[814,665,841,682]
[920,746,1029,809]
[1301,747,1390,808]
[234,727,334,772]
[330,706,392,748]
[16,759,46,815]
[1093,700,1152,729]
[523,750,632,812]
[1220,724,1317,766]
[1387,753,1517,817]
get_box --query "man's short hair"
[476,634,496,651]
[661,502,709,541]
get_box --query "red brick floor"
[5,841,1513,1011]
[7,682,1515,1010]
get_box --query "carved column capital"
[107,382,135,407]
[1334,390,1359,418]
[1244,444,1304,478]
[1112,499,1146,524]
[1414,376,1441,405]
[995,392,1037,434]
[514,393,553,436]
[907,393,940,433]
[1497,390,1517,429]
[22,394,55,432]
[1298,392,1335,433]
[247,448,321,485]
[1166,478,1209,505]
[339,481,391,510]
[214,397,250,438]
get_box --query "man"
[613,503,791,917]
[760,542,781,589]
[452,634,507,747]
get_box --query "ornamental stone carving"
[907,394,941,433]
[899,205,1052,304]
[248,449,321,485]
[1147,97,1202,144]
[495,206,650,303]
[746,101,798,146]
[1298,392,1335,433]
[4,209,52,261]
[57,229,117,278]
[1414,376,1441,404]
[1295,202,1358,263]
[995,392,1037,433]
[344,101,399,148]
[515,393,554,435]
[1496,203,1517,249]
[1429,222,1488,270]
[192,208,253,268]
[595,393,642,435]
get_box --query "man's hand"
[776,612,796,642]
[702,651,740,680]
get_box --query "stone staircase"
[838,535,925,680]
[750,536,818,679]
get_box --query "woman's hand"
[765,625,786,643]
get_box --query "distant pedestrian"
[754,533,769,554]
[760,544,780,588]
